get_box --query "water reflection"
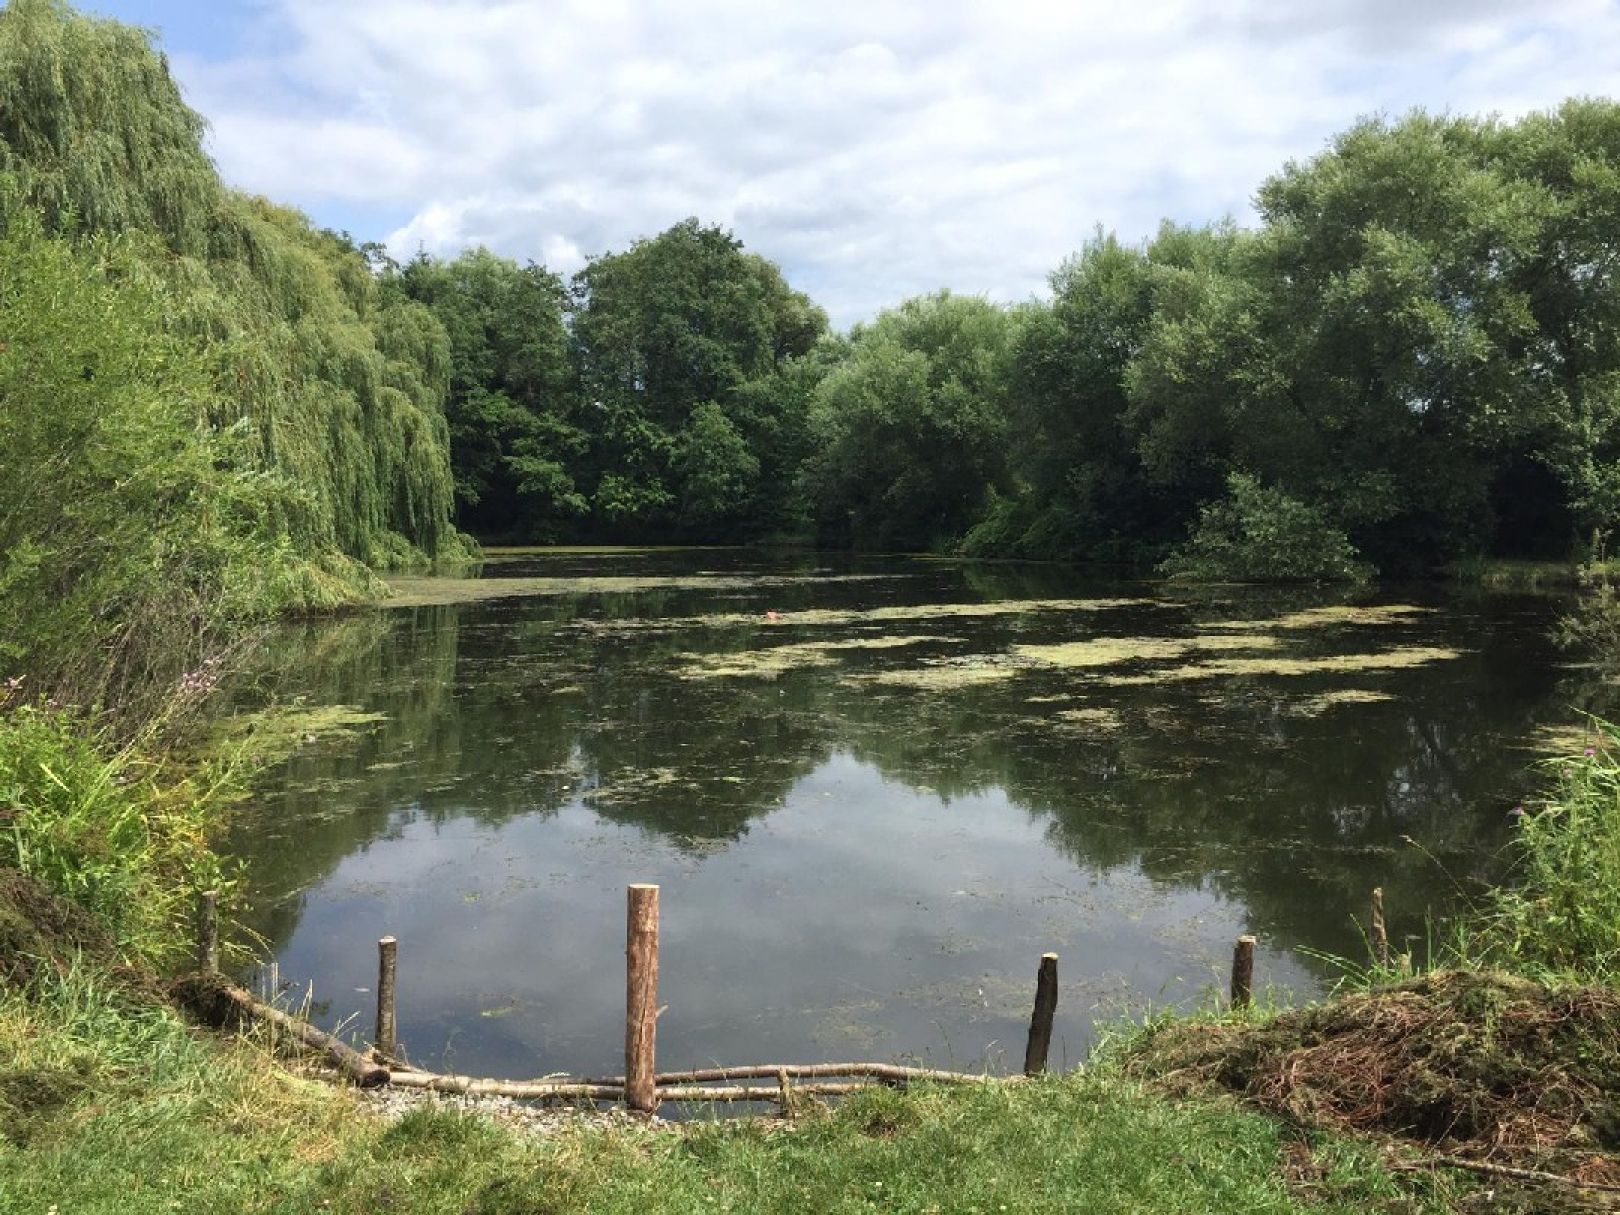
[218,553,1595,1079]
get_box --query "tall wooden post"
[1231,935,1256,1009]
[375,936,398,1060]
[195,890,219,974]
[1370,887,1390,968]
[1023,953,1059,1076]
[626,884,660,1113]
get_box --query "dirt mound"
[1130,971,1620,1176]
[0,868,120,984]
[0,868,159,1002]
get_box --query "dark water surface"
[219,550,1596,1084]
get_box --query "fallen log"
[171,971,389,1088]
[386,1069,873,1103]
[596,1062,997,1086]
[388,1071,626,1101]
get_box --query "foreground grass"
[0,968,1455,1215]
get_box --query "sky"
[82,0,1620,327]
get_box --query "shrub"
[1159,473,1371,583]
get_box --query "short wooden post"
[1370,887,1390,968]
[1231,935,1256,1010]
[375,936,398,1060]
[626,884,660,1113]
[195,890,219,974]
[1023,952,1059,1076]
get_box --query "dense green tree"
[805,292,1013,551]
[1486,100,1620,549]
[570,218,827,538]
[0,208,305,720]
[0,0,461,573]
[967,233,1163,562]
[395,249,585,539]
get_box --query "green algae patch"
[1290,689,1397,716]
[378,572,896,608]
[1524,721,1612,755]
[207,702,388,765]
[1014,633,1279,669]
[1052,707,1125,733]
[851,659,1024,691]
[1098,646,1465,687]
[563,596,1165,640]
[672,636,948,680]
[1204,604,1436,632]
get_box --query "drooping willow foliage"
[0,0,461,572]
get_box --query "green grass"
[0,964,1458,1215]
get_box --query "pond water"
[219,549,1600,1085]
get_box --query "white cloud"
[164,0,1620,327]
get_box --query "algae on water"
[1013,633,1279,669]
[671,636,948,680]
[208,702,388,765]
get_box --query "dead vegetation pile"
[1129,970,1620,1183]
[0,868,121,987]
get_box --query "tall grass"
[0,700,235,969]
[1477,718,1620,985]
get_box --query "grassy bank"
[0,958,1453,1214]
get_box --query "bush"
[1160,473,1371,584]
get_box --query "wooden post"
[375,936,398,1060]
[1231,935,1256,1010]
[1023,952,1059,1076]
[625,884,660,1113]
[195,890,219,974]
[1370,887,1390,968]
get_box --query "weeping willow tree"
[0,0,462,578]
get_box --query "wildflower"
[1586,745,1597,757]
[1509,804,1527,820]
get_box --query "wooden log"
[626,883,660,1113]
[195,890,219,974]
[1231,934,1256,1010]
[388,1072,625,1101]
[385,1070,873,1104]
[595,1062,995,1085]
[1022,952,1059,1076]
[1370,887,1389,968]
[172,972,389,1088]
[375,936,398,1060]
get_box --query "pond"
[217,549,1600,1085]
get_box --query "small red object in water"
[765,610,782,621]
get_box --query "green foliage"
[0,208,321,717]
[0,0,462,576]
[1160,473,1372,584]
[1481,721,1620,983]
[570,218,827,539]
[805,291,1013,551]
[0,704,233,969]
[395,248,585,539]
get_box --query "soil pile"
[0,867,121,987]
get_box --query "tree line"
[397,103,1620,580]
[6,0,1620,719]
